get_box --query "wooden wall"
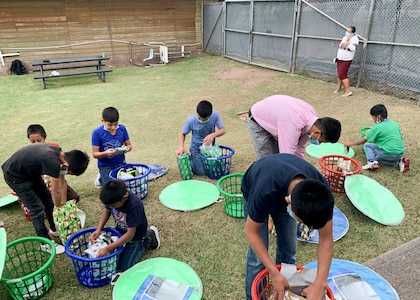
[0,0,202,72]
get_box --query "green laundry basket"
[359,127,371,138]
[216,173,244,218]
[0,236,56,300]
[359,127,371,154]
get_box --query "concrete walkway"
[363,236,420,300]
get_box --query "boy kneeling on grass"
[90,179,160,272]
[344,104,409,172]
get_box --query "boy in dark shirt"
[90,179,160,271]
[27,124,80,202]
[2,143,89,254]
[242,153,334,300]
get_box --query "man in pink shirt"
[247,95,341,159]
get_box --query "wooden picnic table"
[31,55,112,89]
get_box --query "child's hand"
[203,134,215,146]
[89,231,100,244]
[344,145,350,153]
[104,148,117,156]
[175,147,185,156]
[96,247,111,258]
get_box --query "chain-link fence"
[203,0,420,101]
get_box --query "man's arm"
[245,216,289,300]
[344,137,367,152]
[49,175,67,206]
[276,123,302,157]
[302,219,333,300]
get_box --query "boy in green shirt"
[344,104,409,172]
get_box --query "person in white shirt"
[334,26,359,97]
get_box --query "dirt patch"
[216,67,276,89]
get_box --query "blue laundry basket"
[65,227,123,288]
[109,163,151,200]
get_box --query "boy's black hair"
[370,104,387,118]
[27,124,47,139]
[65,150,90,176]
[315,117,341,143]
[100,179,127,205]
[349,26,356,33]
[102,107,119,123]
[291,179,334,229]
[196,100,213,118]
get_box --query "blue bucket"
[65,227,123,288]
[109,163,151,200]
[199,145,235,179]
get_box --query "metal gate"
[202,0,420,99]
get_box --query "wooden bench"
[32,55,113,89]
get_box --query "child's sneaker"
[94,173,101,189]
[41,242,65,255]
[48,229,59,238]
[399,157,410,173]
[362,161,379,171]
[55,243,65,255]
[147,226,161,250]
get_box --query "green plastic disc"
[306,142,355,159]
[159,180,219,211]
[0,194,18,208]
[344,174,405,225]
[112,257,202,300]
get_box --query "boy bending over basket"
[90,179,161,271]
[27,124,80,203]
[242,153,334,300]
[2,143,89,254]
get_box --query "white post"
[0,49,21,66]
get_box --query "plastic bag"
[53,199,83,245]
[85,233,119,258]
[199,144,222,158]
[117,166,142,180]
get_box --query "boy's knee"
[191,161,205,176]
[193,168,206,176]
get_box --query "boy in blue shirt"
[92,107,132,186]
[90,179,160,271]
[175,100,226,175]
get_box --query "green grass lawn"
[0,54,419,299]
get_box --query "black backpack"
[10,59,28,75]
